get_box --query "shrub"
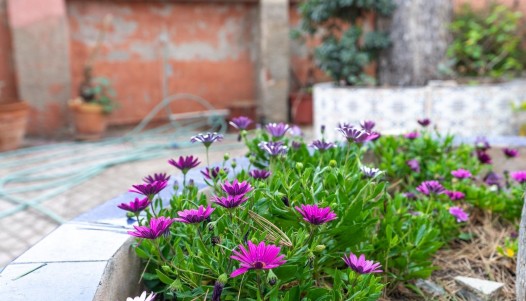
[447,4,525,79]
[297,0,395,86]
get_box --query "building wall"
[0,0,18,103]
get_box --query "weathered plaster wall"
[67,1,260,125]
[0,0,17,103]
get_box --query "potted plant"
[69,67,117,140]
[0,83,29,151]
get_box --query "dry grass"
[382,209,517,300]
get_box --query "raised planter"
[314,80,526,141]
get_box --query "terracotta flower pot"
[290,92,313,125]
[69,99,108,141]
[0,101,29,151]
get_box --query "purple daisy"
[342,253,383,274]
[417,118,431,127]
[337,124,368,143]
[168,156,200,174]
[404,131,420,140]
[360,166,382,178]
[295,204,337,225]
[365,132,381,142]
[201,167,229,180]
[230,241,286,277]
[191,132,223,148]
[360,120,376,132]
[259,141,288,156]
[128,216,174,239]
[406,159,420,173]
[249,169,271,180]
[449,206,469,222]
[265,122,290,138]
[212,195,249,209]
[474,137,491,151]
[451,169,472,179]
[309,140,336,152]
[484,171,501,187]
[511,171,526,184]
[229,116,253,131]
[503,148,519,158]
[476,150,492,164]
[290,125,303,137]
[416,180,445,195]
[221,179,253,197]
[118,197,150,213]
[445,191,465,201]
[174,205,215,224]
[130,180,168,198]
[143,173,170,184]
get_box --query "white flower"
[126,291,156,301]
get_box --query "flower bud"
[219,169,227,176]
[243,230,250,245]
[126,212,135,219]
[212,275,227,301]
[188,179,195,187]
[281,196,290,207]
[267,269,278,286]
[211,236,221,246]
[314,245,326,253]
[296,162,304,170]
[231,159,237,169]
[172,180,179,191]
[329,160,337,168]
[224,153,230,161]
[208,221,216,231]
[161,265,172,273]
[217,273,228,285]
[321,125,326,135]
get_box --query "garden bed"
[1,120,523,301]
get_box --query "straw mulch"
[382,209,517,300]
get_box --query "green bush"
[298,0,395,86]
[447,4,525,78]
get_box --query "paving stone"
[0,261,107,301]
[454,276,504,300]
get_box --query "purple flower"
[201,167,229,180]
[360,120,376,132]
[174,205,215,224]
[404,131,419,140]
[118,197,150,213]
[221,179,253,197]
[416,180,445,195]
[365,132,381,142]
[191,132,223,148]
[291,141,302,150]
[259,141,288,156]
[143,173,171,184]
[451,169,472,179]
[360,166,382,178]
[290,125,303,137]
[295,204,337,225]
[168,156,200,174]
[309,140,336,152]
[503,148,519,158]
[403,192,417,199]
[229,116,253,130]
[484,172,501,187]
[230,241,286,277]
[445,191,465,201]
[476,150,492,164]
[128,216,174,239]
[417,118,431,127]
[475,137,490,151]
[249,169,271,180]
[337,124,368,143]
[406,159,420,173]
[265,122,290,138]
[130,181,168,198]
[449,206,469,222]
[342,253,382,274]
[511,171,526,184]
[212,195,249,209]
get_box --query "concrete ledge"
[0,159,245,300]
[314,80,526,141]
